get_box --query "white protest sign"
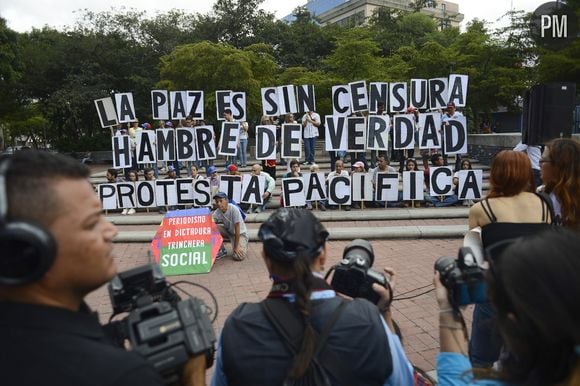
[457,170,483,200]
[117,182,137,208]
[351,172,373,201]
[368,82,388,114]
[94,97,118,128]
[176,128,197,162]
[429,167,454,196]
[403,171,424,200]
[374,172,399,202]
[218,121,240,156]
[255,125,277,160]
[112,135,132,169]
[418,113,442,149]
[114,93,136,123]
[349,80,368,112]
[240,174,266,204]
[447,75,468,107]
[367,115,390,151]
[282,177,306,207]
[332,85,351,116]
[99,184,118,210]
[392,114,415,150]
[325,116,348,151]
[327,176,351,206]
[219,175,243,203]
[151,90,170,120]
[281,123,302,159]
[410,79,428,110]
[303,172,327,201]
[136,131,157,164]
[195,126,217,161]
[442,116,468,155]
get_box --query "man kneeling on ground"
[212,192,248,261]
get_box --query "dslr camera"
[434,247,487,307]
[105,264,215,384]
[330,239,387,304]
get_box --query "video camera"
[434,247,487,307]
[330,239,388,304]
[105,264,215,385]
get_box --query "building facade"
[284,0,463,28]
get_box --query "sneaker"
[246,207,254,214]
[300,160,309,165]
[254,206,264,214]
[127,208,136,215]
[307,202,313,210]
[121,208,128,215]
[216,245,228,260]
[319,203,327,211]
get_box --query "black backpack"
[261,299,355,386]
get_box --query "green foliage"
[324,28,384,81]
[158,41,278,123]
[0,17,23,125]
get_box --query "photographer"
[434,229,580,386]
[211,208,414,386]
[0,151,206,386]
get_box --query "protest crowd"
[1,74,579,386]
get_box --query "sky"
[1,0,546,33]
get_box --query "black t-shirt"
[0,302,164,386]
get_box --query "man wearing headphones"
[211,208,414,386]
[0,151,205,386]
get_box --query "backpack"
[261,299,354,386]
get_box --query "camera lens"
[434,256,456,286]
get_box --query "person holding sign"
[301,110,321,165]
[351,161,366,210]
[326,160,350,211]
[372,156,396,208]
[212,192,248,262]
[453,159,474,207]
[441,102,464,169]
[249,164,275,214]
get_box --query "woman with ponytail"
[211,208,414,386]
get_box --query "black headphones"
[0,158,57,286]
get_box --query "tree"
[158,41,278,123]
[0,16,24,145]
[210,0,276,48]
[324,28,385,81]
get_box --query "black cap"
[258,208,329,263]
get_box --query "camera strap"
[261,298,355,386]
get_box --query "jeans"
[238,138,248,167]
[426,194,459,207]
[469,302,503,367]
[304,137,316,163]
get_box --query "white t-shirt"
[301,112,320,139]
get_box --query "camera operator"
[211,208,414,386]
[434,229,580,386]
[0,151,206,386]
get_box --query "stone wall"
[467,133,521,165]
